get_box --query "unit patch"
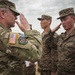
[18,36,27,45]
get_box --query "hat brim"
[57,15,68,19]
[37,18,44,20]
[57,16,65,19]
[57,13,75,19]
[10,8,20,16]
[37,18,42,20]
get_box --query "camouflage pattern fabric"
[26,64,36,75]
[40,70,51,75]
[39,30,58,75]
[57,71,75,75]
[45,29,75,75]
[0,24,42,75]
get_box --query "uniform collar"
[0,23,11,31]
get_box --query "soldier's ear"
[71,15,75,23]
[48,19,51,24]
[0,10,6,19]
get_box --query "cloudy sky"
[10,0,75,34]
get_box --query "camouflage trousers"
[9,63,36,75]
[8,64,27,75]
[26,65,36,75]
[40,70,51,75]
[58,71,75,75]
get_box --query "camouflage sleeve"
[24,30,42,61]
[44,30,59,72]
[43,30,57,48]
[0,29,42,61]
[0,36,7,53]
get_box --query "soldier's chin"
[11,25,15,27]
[63,26,66,30]
[63,28,67,30]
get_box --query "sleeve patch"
[9,33,18,44]
[18,36,27,45]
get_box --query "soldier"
[0,0,42,75]
[37,15,58,75]
[45,7,75,75]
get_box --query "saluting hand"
[16,13,30,32]
[52,23,61,32]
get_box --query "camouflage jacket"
[39,30,58,71]
[0,24,42,75]
[45,29,75,72]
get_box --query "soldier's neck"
[43,27,50,33]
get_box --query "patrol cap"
[0,0,20,16]
[57,7,75,19]
[37,15,52,20]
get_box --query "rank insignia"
[18,36,27,45]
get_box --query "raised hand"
[52,23,61,32]
[16,13,30,32]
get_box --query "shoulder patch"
[18,36,27,45]
[9,33,18,44]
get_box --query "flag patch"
[9,33,17,44]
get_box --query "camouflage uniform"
[26,62,36,75]
[45,8,75,75]
[39,30,58,75]
[57,30,75,75]
[0,24,42,75]
[37,15,58,75]
[0,1,42,75]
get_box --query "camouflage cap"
[0,0,20,16]
[37,15,52,20]
[57,7,75,19]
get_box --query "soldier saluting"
[45,7,75,75]
[0,0,42,75]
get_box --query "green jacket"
[0,24,42,75]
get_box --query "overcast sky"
[10,0,75,34]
